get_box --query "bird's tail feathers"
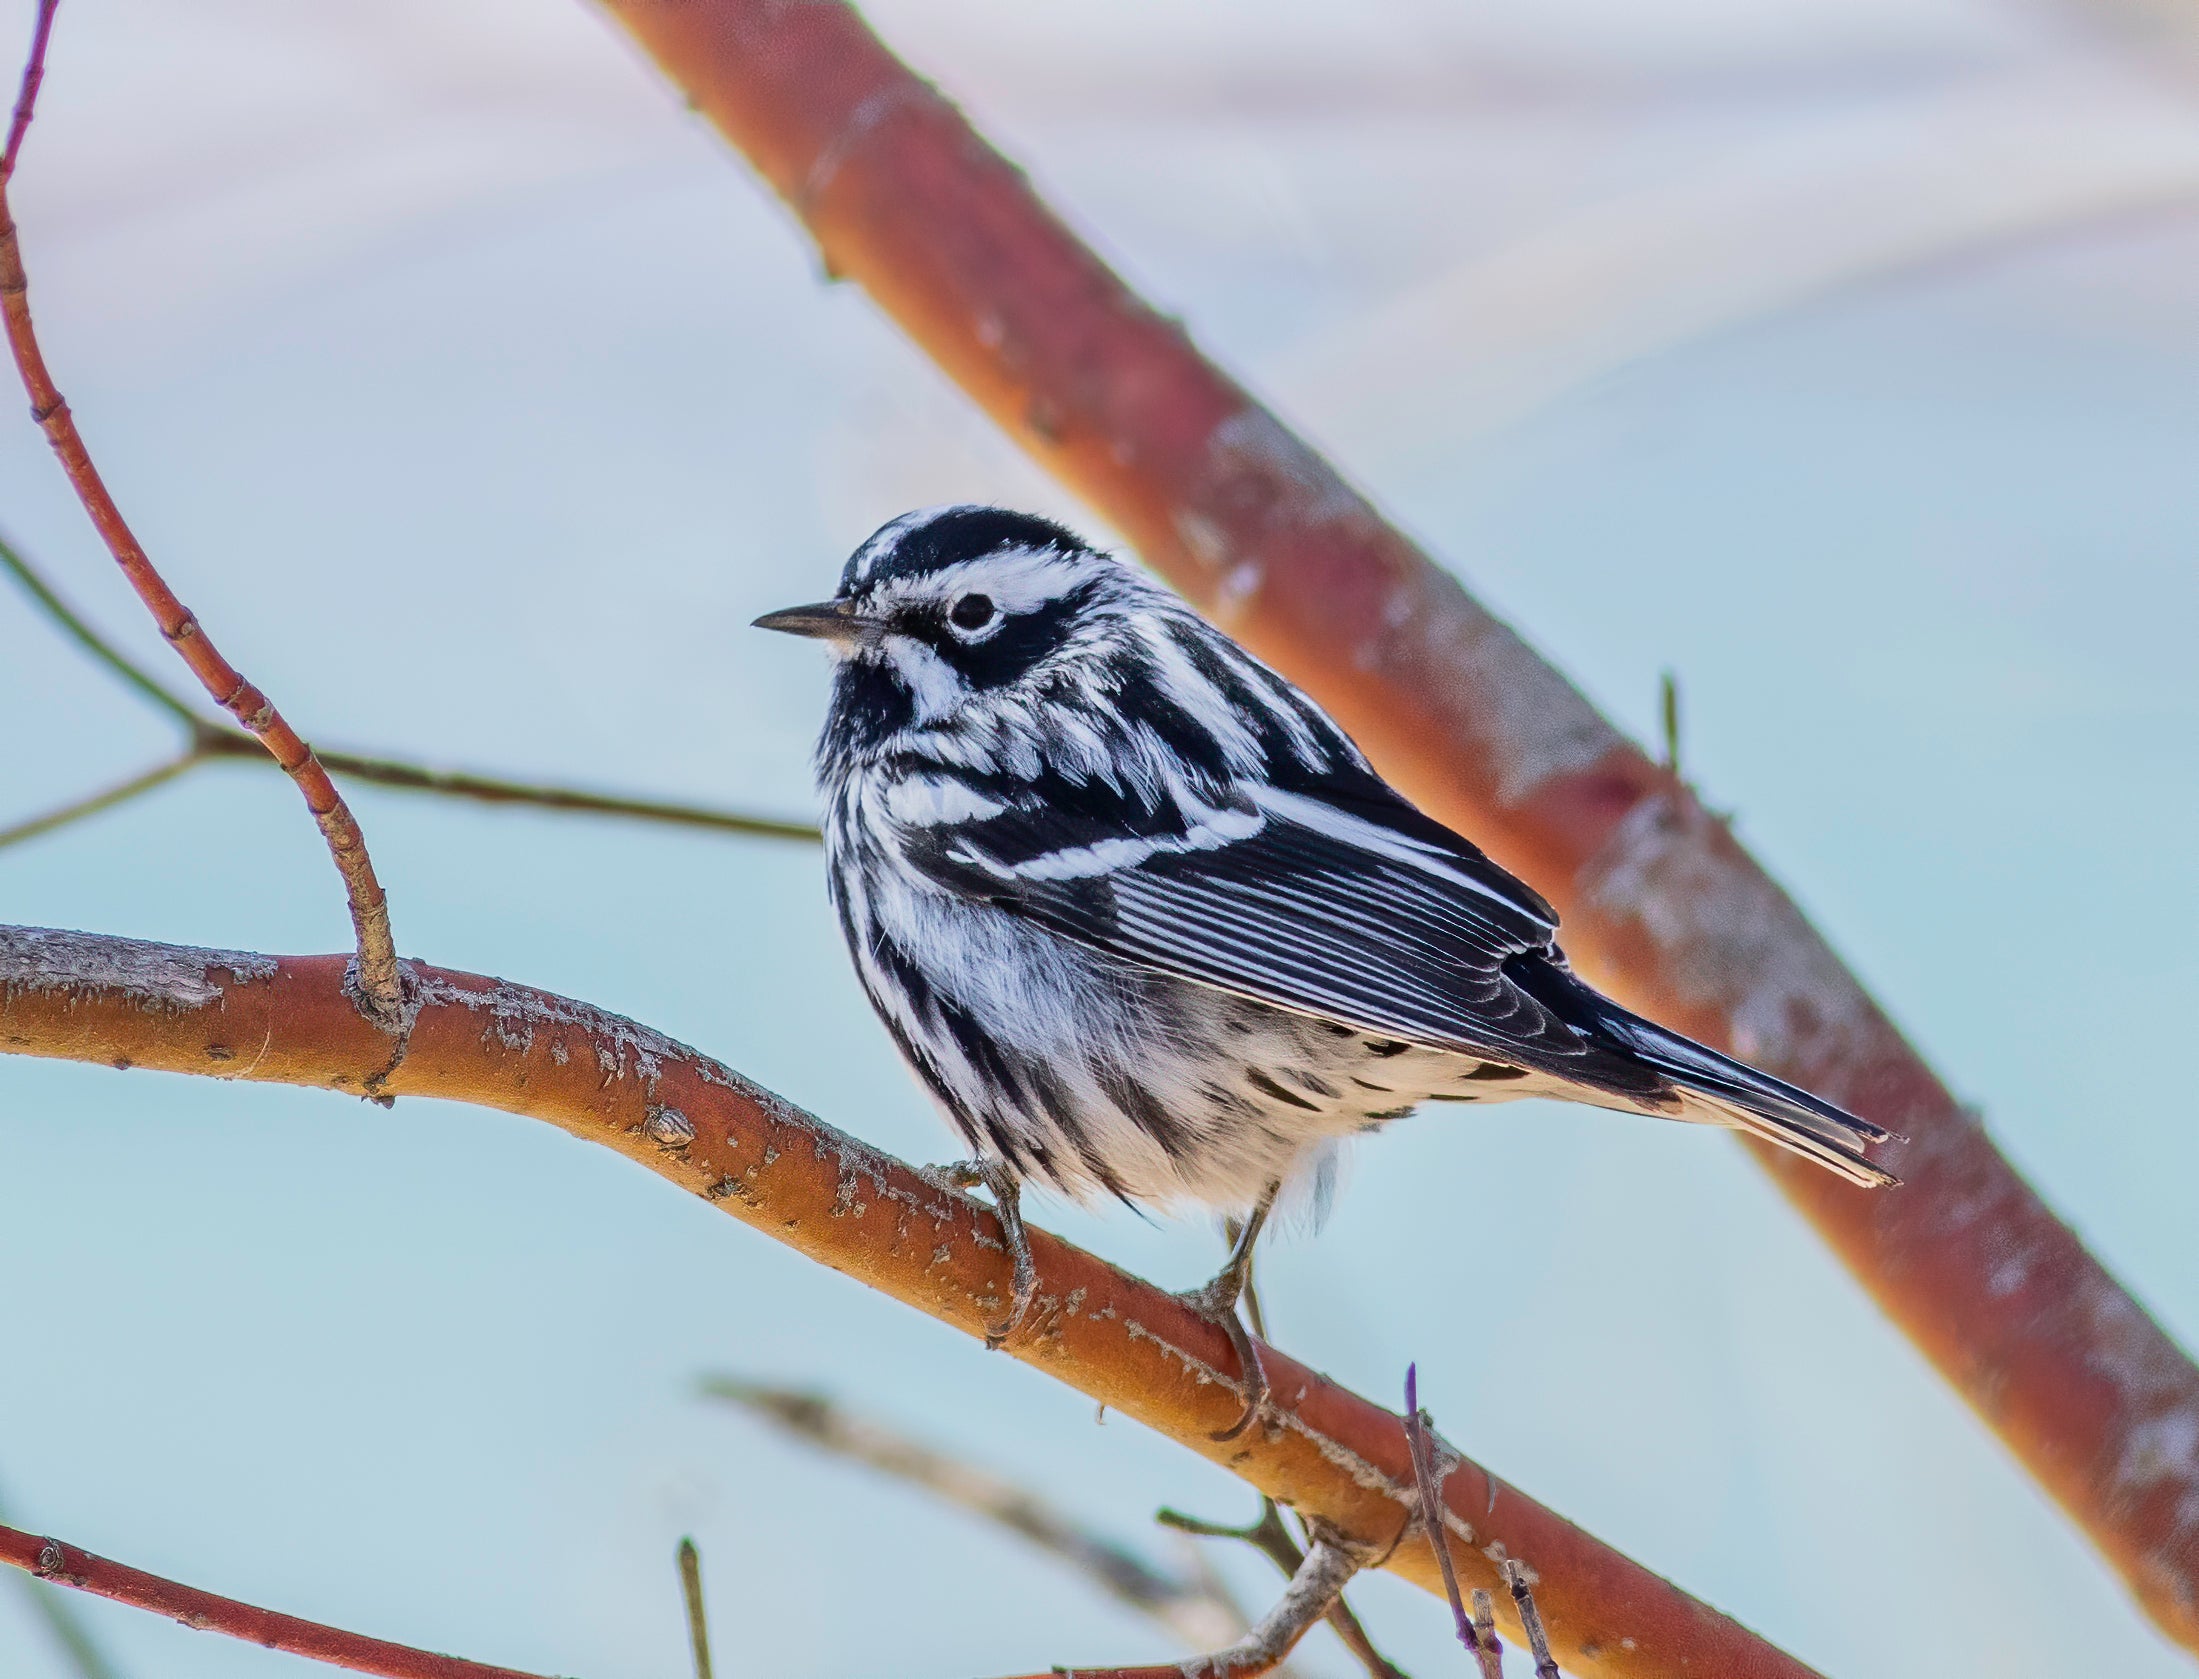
[1587,1003,1899,1188]
[1501,949,1901,1188]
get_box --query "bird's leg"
[933,1158,1038,1349]
[1179,1179,1279,1443]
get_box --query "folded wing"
[901,760,1661,1093]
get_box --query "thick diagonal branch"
[0,925,1818,1679]
[590,0,2199,1648]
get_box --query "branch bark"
[0,1521,555,1679]
[0,924,1819,1679]
[589,0,2199,1648]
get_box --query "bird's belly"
[867,886,1494,1214]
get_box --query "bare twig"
[0,531,819,853]
[0,1521,559,1679]
[1470,1591,1505,1677]
[997,1531,1364,1679]
[706,1376,1244,1650]
[0,19,404,1027]
[1404,1367,1500,1679]
[1157,1500,1404,1679]
[1505,1562,1561,1679]
[676,1538,712,1679]
[15,1574,126,1679]
[298,746,819,844]
[0,1480,124,1679]
[0,749,200,850]
[1658,671,1680,779]
[0,531,199,725]
[1,926,1823,1679]
[596,0,2199,1648]
[0,0,54,181]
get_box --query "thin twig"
[0,1522,558,1679]
[15,1572,126,1679]
[0,532,200,724]
[676,1537,712,1679]
[0,749,199,850]
[994,1533,1362,1679]
[1157,1501,1405,1679]
[299,746,819,843]
[705,1376,1242,1648]
[1658,670,1681,778]
[0,20,404,1027]
[1504,1563,1560,1679]
[0,1480,124,1679]
[1469,1591,1505,1677]
[1403,1367,1499,1679]
[0,532,821,850]
[0,0,54,181]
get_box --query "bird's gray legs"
[1180,1179,1280,1443]
[935,1158,1038,1349]
[940,1158,1278,1436]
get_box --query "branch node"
[349,954,420,1047]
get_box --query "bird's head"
[756,505,1158,753]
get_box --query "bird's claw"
[1179,1273,1269,1442]
[931,1158,1038,1349]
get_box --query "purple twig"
[1404,1365,1503,1678]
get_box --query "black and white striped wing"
[905,769,1602,1070]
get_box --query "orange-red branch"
[592,0,2199,1647]
[0,925,1818,1679]
[0,39,402,1026]
[0,0,54,181]
[0,1521,556,1679]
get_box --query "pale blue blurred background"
[2,1,2196,1675]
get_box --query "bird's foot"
[929,1158,1037,1349]
[1178,1266,1269,1443]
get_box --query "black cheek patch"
[825,659,916,753]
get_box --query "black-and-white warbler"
[759,506,1895,1434]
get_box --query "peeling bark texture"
[1,926,1816,1679]
[587,0,2199,1648]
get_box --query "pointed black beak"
[753,599,863,644]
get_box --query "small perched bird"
[759,506,1895,1435]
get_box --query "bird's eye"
[948,593,997,632]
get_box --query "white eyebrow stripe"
[866,548,1093,616]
